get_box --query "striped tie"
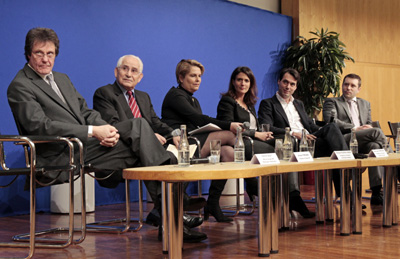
[127,91,142,118]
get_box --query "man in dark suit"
[258,68,349,216]
[93,54,206,242]
[323,73,385,205]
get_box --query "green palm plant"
[283,28,354,118]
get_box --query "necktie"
[46,74,66,103]
[127,91,142,118]
[348,100,360,127]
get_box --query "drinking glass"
[261,124,270,132]
[209,139,221,163]
[275,139,283,160]
[307,139,316,157]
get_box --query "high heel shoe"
[289,194,315,218]
[204,205,233,222]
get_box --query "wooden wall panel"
[282,0,400,136]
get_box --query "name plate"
[251,153,280,165]
[289,151,313,162]
[330,150,355,160]
[368,149,388,158]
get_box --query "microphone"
[330,109,336,123]
[164,128,181,139]
[242,121,250,130]
[171,128,181,137]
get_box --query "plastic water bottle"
[178,125,190,167]
[349,128,358,154]
[283,127,293,161]
[396,128,400,153]
[234,127,245,163]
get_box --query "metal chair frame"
[0,134,84,259]
[221,136,257,216]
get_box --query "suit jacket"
[7,64,107,160]
[216,95,259,138]
[258,95,320,135]
[93,82,173,137]
[161,86,231,132]
[322,96,372,134]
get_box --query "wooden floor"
[1,183,400,259]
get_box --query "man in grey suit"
[93,55,206,242]
[323,73,385,205]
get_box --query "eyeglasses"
[32,51,55,59]
[118,66,141,76]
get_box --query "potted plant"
[283,28,354,118]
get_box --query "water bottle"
[234,126,245,163]
[299,128,308,152]
[349,128,358,154]
[283,127,293,161]
[178,125,190,166]
[396,128,400,153]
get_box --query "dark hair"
[278,68,300,81]
[222,66,258,106]
[24,27,60,62]
[343,73,362,87]
[175,59,204,85]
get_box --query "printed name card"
[289,152,313,162]
[330,150,355,160]
[251,153,280,165]
[368,149,388,158]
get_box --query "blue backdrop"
[0,0,291,217]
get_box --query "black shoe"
[146,211,161,227]
[289,194,315,218]
[183,196,207,211]
[158,225,207,243]
[371,192,383,205]
[183,214,203,228]
[204,204,233,222]
[183,226,207,243]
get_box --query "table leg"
[352,168,362,234]
[324,169,334,222]
[383,166,394,227]
[258,175,271,257]
[271,175,279,254]
[392,167,398,226]
[162,182,168,254]
[315,170,324,223]
[281,174,290,230]
[167,182,184,259]
[340,169,351,236]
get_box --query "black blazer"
[216,95,259,138]
[93,82,173,137]
[258,95,320,135]
[161,86,231,132]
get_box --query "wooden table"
[357,153,400,227]
[123,162,277,259]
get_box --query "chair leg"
[85,179,143,233]
[222,178,257,216]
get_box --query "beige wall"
[282,0,400,134]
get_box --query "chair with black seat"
[0,133,84,259]
[11,115,143,235]
[387,121,399,148]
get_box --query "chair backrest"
[388,121,400,136]
[372,121,381,128]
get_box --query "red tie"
[127,91,142,118]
